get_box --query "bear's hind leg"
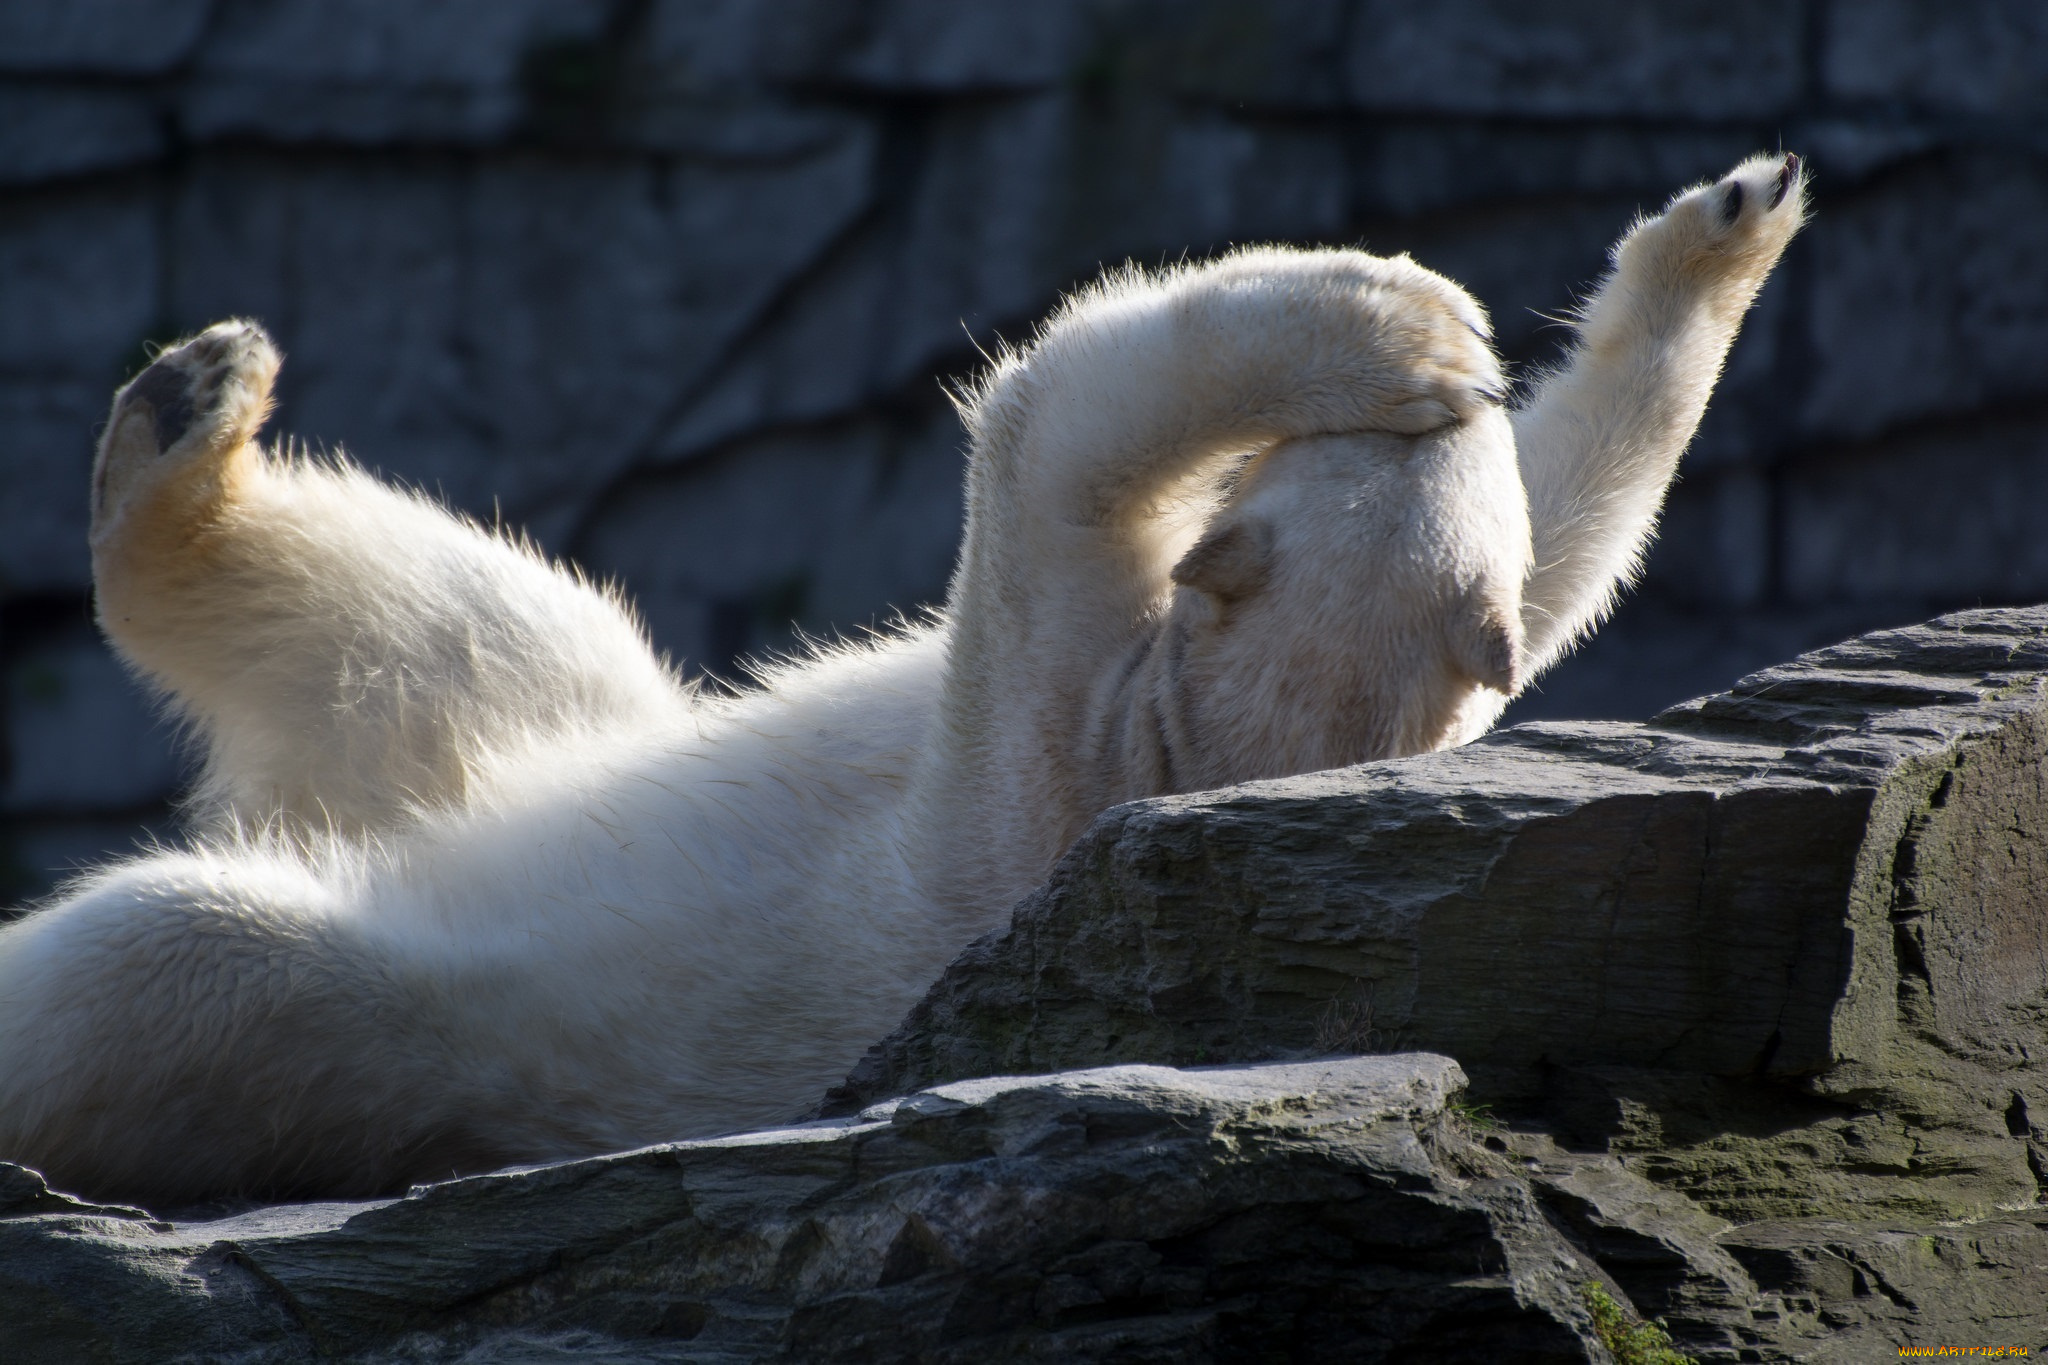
[87,322,680,839]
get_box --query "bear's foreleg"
[90,322,679,838]
[1512,153,1808,674]
[926,249,1509,909]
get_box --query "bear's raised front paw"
[1328,255,1507,437]
[93,320,280,532]
[1372,285,1507,435]
[1641,152,1807,276]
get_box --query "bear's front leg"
[1512,153,1807,676]
[89,322,681,839]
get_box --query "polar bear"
[0,154,1804,1202]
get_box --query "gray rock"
[7,615,2048,1355]
[574,405,963,675]
[182,0,609,144]
[166,138,872,545]
[1511,1129,2048,1357]
[1803,152,2048,440]
[0,184,160,592]
[2,624,185,816]
[654,94,1065,432]
[0,182,160,381]
[0,1163,151,1221]
[877,93,1350,397]
[3,1052,2041,1359]
[1366,192,1628,366]
[636,0,788,95]
[165,152,477,493]
[874,95,1071,389]
[694,0,1352,110]
[767,0,1094,94]
[1781,416,2048,608]
[1498,601,1927,727]
[1636,466,1773,610]
[0,85,166,186]
[0,1055,1622,1362]
[1345,122,1760,221]
[618,99,870,162]
[1157,0,1355,110]
[1717,1214,2048,1361]
[1825,0,2048,117]
[651,223,903,461]
[1788,118,1949,187]
[0,378,99,592]
[0,0,210,75]
[1343,0,1804,118]
[769,0,1355,109]
[832,606,2048,1236]
[659,93,1350,460]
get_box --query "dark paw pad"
[125,358,200,454]
[1719,179,1745,226]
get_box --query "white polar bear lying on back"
[0,155,1804,1202]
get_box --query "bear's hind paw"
[93,320,281,532]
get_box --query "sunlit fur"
[0,156,1804,1202]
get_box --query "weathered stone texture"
[160,139,873,545]
[1780,416,2048,606]
[1344,0,1804,118]
[0,1057,1617,1363]
[0,183,160,593]
[0,88,164,186]
[830,608,2048,1235]
[1825,0,2048,116]
[0,0,210,75]
[183,0,611,144]
[4,613,2047,1357]
[3,625,184,817]
[575,410,964,670]
[1803,152,2048,441]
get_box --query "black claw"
[1720,179,1745,226]
[1769,153,1799,209]
[127,359,197,454]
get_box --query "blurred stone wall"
[3,0,2046,900]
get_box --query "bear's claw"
[1769,153,1798,209]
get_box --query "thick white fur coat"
[0,156,1805,1201]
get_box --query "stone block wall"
[3,0,2046,899]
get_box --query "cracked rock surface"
[3,1056,1622,1363]
[827,607,2048,1351]
[6,609,2048,1360]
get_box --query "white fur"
[0,156,1804,1201]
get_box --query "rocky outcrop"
[4,610,2046,1360]
[820,606,2048,1350]
[829,608,2048,1231]
[2,1056,1620,1363]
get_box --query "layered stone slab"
[6,610,2047,1360]
[832,608,2048,1226]
[0,1055,1625,1362]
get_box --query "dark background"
[4,0,2046,901]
